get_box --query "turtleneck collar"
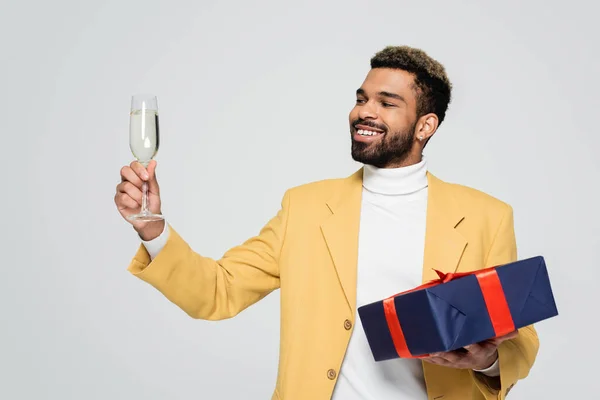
[362,156,428,195]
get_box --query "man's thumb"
[146,160,159,193]
[492,330,519,346]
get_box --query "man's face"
[349,68,419,168]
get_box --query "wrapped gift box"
[357,256,558,361]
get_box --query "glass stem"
[141,181,149,214]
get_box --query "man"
[115,46,539,399]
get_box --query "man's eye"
[356,99,366,104]
[382,102,395,107]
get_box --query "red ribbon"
[382,266,515,359]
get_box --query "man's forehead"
[360,68,415,93]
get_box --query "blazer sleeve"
[471,203,540,399]
[126,189,291,320]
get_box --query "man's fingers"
[120,165,144,188]
[502,330,519,340]
[465,340,497,353]
[117,181,143,204]
[130,160,150,182]
[146,160,156,178]
[121,160,159,194]
[490,330,519,346]
[430,350,466,364]
[115,193,140,210]
[423,356,452,367]
[145,160,160,195]
[422,331,519,370]
[464,343,486,356]
[466,341,499,363]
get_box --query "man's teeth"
[357,129,380,136]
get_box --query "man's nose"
[358,102,377,120]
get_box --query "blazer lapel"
[320,168,363,312]
[422,172,468,283]
[319,169,468,310]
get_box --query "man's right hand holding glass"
[114,160,164,241]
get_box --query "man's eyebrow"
[378,91,406,103]
[355,88,406,103]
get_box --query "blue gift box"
[357,256,558,361]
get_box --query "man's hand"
[423,331,519,370]
[114,160,164,241]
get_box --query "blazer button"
[344,319,352,330]
[327,369,337,380]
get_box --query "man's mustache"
[352,119,387,133]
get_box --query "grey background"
[1,0,598,398]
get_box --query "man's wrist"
[474,354,500,377]
[137,220,166,241]
[140,220,169,260]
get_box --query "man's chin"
[351,150,376,165]
[351,146,397,168]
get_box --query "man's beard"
[351,120,417,168]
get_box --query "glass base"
[127,211,164,222]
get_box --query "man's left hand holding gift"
[424,330,519,374]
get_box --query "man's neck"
[378,152,423,169]
[363,155,428,195]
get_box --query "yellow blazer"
[127,169,539,400]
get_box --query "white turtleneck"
[140,156,499,399]
[331,157,430,400]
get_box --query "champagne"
[126,94,164,222]
[129,109,159,166]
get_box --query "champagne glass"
[127,94,164,222]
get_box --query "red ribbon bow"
[382,266,515,359]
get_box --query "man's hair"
[370,46,452,127]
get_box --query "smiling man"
[116,46,539,400]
